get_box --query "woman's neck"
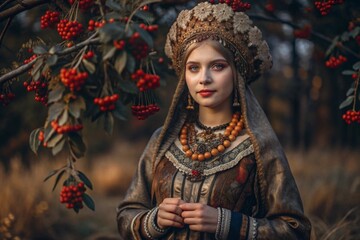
[198,107,233,127]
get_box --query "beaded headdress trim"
[165,2,272,82]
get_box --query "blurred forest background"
[0,0,359,239]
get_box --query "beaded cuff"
[143,207,168,239]
[215,208,232,240]
[248,217,258,240]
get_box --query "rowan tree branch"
[249,14,360,59]
[0,37,100,85]
[0,0,50,22]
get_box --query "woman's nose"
[199,70,212,85]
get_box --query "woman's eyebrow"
[186,59,228,65]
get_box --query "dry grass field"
[0,139,359,240]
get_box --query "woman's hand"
[157,198,186,229]
[180,203,218,233]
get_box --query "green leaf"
[52,169,66,191]
[340,31,350,42]
[133,24,153,48]
[83,193,95,211]
[43,169,59,182]
[134,10,155,23]
[52,137,66,155]
[126,54,136,73]
[58,110,69,126]
[49,45,62,54]
[99,22,125,43]
[29,128,42,154]
[77,171,93,190]
[342,70,356,75]
[104,112,114,135]
[339,96,354,109]
[106,0,122,11]
[350,27,360,38]
[103,45,117,61]
[33,45,47,54]
[118,79,138,94]
[353,61,360,70]
[47,133,63,148]
[114,51,127,74]
[48,85,65,104]
[49,102,65,121]
[82,59,96,74]
[31,58,44,81]
[113,102,127,121]
[46,54,58,66]
[69,96,86,118]
[44,124,55,143]
[346,88,355,97]
[69,132,86,159]
[325,36,339,57]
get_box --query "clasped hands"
[157,198,218,233]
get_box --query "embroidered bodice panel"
[152,138,257,239]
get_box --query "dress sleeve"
[116,128,162,240]
[228,155,312,240]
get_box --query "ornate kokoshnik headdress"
[164,1,273,82]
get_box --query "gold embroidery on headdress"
[165,2,273,82]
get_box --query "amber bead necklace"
[179,112,244,161]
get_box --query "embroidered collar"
[165,137,254,181]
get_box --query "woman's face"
[185,42,234,112]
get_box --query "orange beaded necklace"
[179,112,244,161]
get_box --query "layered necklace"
[179,112,244,181]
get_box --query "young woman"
[117,2,311,239]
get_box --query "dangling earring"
[186,93,194,110]
[233,87,240,107]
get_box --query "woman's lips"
[198,90,215,97]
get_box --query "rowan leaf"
[83,193,95,211]
[48,85,65,104]
[82,59,96,74]
[104,112,114,135]
[33,45,47,54]
[29,128,42,154]
[114,51,127,74]
[103,45,117,61]
[43,169,59,182]
[133,24,153,48]
[353,61,360,70]
[46,54,58,66]
[48,102,65,121]
[77,171,93,190]
[346,88,355,97]
[52,169,66,191]
[69,132,86,159]
[342,70,356,75]
[58,110,69,126]
[126,54,136,73]
[69,96,86,118]
[339,96,354,109]
[47,133,63,148]
[52,137,66,156]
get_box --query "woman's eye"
[188,65,199,72]
[212,63,226,71]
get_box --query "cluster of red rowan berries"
[24,54,37,64]
[113,40,126,50]
[57,20,83,40]
[60,68,88,91]
[40,10,60,29]
[325,55,347,68]
[68,0,94,10]
[60,182,86,210]
[209,0,251,11]
[23,79,48,105]
[83,50,94,59]
[131,104,160,120]
[0,92,15,106]
[128,32,149,60]
[342,110,360,124]
[94,94,119,112]
[314,0,344,16]
[139,23,159,32]
[87,19,105,31]
[294,25,312,39]
[131,69,160,92]
[51,120,83,134]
